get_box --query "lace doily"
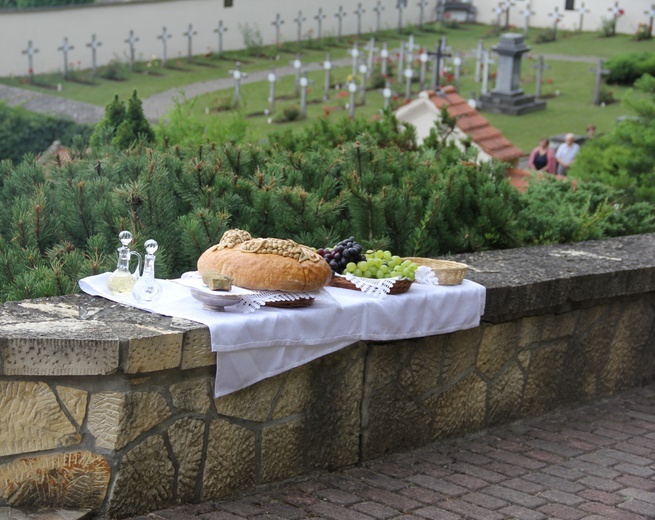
[337,265,439,298]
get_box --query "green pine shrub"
[605,52,655,85]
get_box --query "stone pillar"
[492,33,529,95]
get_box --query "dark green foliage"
[1,0,93,8]
[1,109,653,303]
[0,102,92,163]
[89,91,154,151]
[605,52,655,85]
[570,74,655,203]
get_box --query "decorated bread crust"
[197,230,332,292]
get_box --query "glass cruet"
[132,239,162,303]
[107,230,142,295]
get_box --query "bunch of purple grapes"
[317,237,365,274]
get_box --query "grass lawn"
[2,23,652,153]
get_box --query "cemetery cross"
[183,24,197,63]
[373,1,384,33]
[349,42,360,80]
[359,63,368,104]
[157,27,172,67]
[646,4,655,39]
[348,80,357,118]
[380,42,389,77]
[366,38,378,79]
[335,6,347,40]
[272,14,285,47]
[22,40,39,82]
[608,2,623,36]
[452,52,464,92]
[382,80,393,109]
[124,30,139,70]
[294,11,306,49]
[481,49,496,95]
[493,3,504,28]
[548,7,562,39]
[315,8,326,40]
[58,37,74,80]
[502,0,515,29]
[520,2,534,35]
[354,3,366,38]
[214,20,228,55]
[291,54,302,97]
[299,72,314,119]
[472,39,484,83]
[589,59,610,106]
[86,34,102,76]
[531,55,550,99]
[417,0,428,30]
[228,62,247,108]
[267,66,277,113]
[577,2,590,32]
[323,53,332,100]
[396,41,405,83]
[397,1,405,34]
[429,38,451,91]
[419,49,428,91]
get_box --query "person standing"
[527,138,556,174]
[555,133,580,176]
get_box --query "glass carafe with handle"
[107,231,142,295]
[132,239,162,303]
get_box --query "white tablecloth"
[79,273,486,396]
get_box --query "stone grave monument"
[478,33,546,116]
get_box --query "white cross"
[609,2,622,18]
[323,52,332,101]
[373,1,384,33]
[577,2,590,32]
[549,7,562,34]
[349,42,360,79]
[397,1,405,34]
[228,62,248,107]
[267,66,277,112]
[291,54,303,96]
[86,34,102,74]
[157,27,172,66]
[417,0,428,29]
[380,42,389,76]
[214,20,228,55]
[315,8,326,39]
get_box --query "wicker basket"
[403,257,468,286]
[329,275,413,294]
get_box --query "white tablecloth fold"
[79,273,486,397]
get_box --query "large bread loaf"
[197,230,332,292]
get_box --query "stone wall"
[0,234,654,517]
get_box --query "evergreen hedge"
[0,111,652,303]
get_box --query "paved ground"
[0,52,599,126]
[124,383,655,520]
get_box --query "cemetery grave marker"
[590,59,610,106]
[183,24,197,63]
[358,63,368,104]
[124,30,139,70]
[366,38,378,79]
[58,37,74,80]
[429,38,451,91]
[272,14,285,47]
[157,27,172,67]
[323,53,332,100]
[381,80,393,109]
[86,34,102,76]
[291,54,302,96]
[577,2,590,32]
[608,2,624,36]
[452,52,464,92]
[473,39,484,82]
[267,66,277,112]
[397,1,405,34]
[228,61,247,107]
[417,0,428,30]
[520,2,534,35]
[294,11,306,49]
[22,40,39,82]
[373,1,385,33]
[646,4,655,39]
[348,81,357,117]
[349,42,360,79]
[502,0,515,29]
[396,41,405,83]
[315,8,327,40]
[404,63,413,100]
[419,49,428,91]
[493,3,504,28]
[531,55,551,98]
[299,72,314,118]
[335,6,347,40]
[214,20,228,55]
[380,42,389,77]
[549,7,562,39]
[354,3,366,38]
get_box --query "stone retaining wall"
[1,234,654,517]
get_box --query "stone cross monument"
[396,1,405,33]
[58,37,74,79]
[22,40,39,82]
[294,11,306,49]
[183,24,197,63]
[373,1,384,33]
[335,6,347,40]
[417,0,428,30]
[531,55,550,99]
[478,33,546,115]
[124,30,139,69]
[214,20,228,55]
[229,62,247,108]
[272,14,285,47]
[315,8,326,39]
[354,3,365,38]
[157,27,172,66]
[86,34,102,75]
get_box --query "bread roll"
[197,230,332,292]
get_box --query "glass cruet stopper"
[107,230,141,295]
[132,239,162,303]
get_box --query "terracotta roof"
[425,86,524,163]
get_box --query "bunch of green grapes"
[344,250,419,281]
